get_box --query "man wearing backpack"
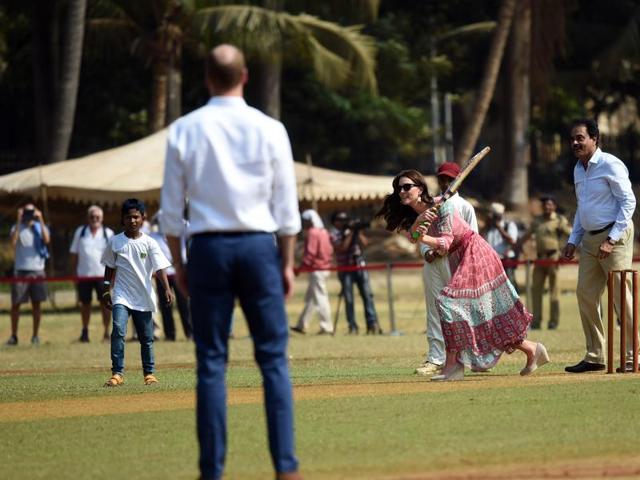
[6,203,50,346]
[70,205,114,342]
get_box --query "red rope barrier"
[2,258,639,283]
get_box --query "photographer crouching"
[329,211,381,334]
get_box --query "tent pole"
[305,153,318,212]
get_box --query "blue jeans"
[110,304,155,375]
[338,270,378,330]
[188,233,298,480]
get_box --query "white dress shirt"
[159,96,301,238]
[568,148,636,245]
[420,192,478,257]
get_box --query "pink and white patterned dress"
[429,201,532,370]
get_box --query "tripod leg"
[332,290,342,336]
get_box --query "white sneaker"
[415,361,442,376]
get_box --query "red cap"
[436,162,461,179]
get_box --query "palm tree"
[30,0,88,164]
[453,0,517,165]
[503,0,530,210]
[49,0,88,164]
[88,0,377,129]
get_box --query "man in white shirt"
[483,202,519,289]
[562,118,637,373]
[159,44,301,480]
[70,205,113,342]
[149,216,191,341]
[416,162,478,375]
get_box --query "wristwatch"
[606,237,616,246]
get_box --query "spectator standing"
[149,217,192,340]
[69,205,114,342]
[6,203,50,346]
[416,163,478,375]
[159,45,302,480]
[483,202,519,289]
[329,211,381,335]
[102,199,173,387]
[562,118,637,373]
[291,209,334,335]
[517,196,572,330]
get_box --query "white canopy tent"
[0,129,428,208]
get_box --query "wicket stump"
[607,269,639,374]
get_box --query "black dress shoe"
[547,322,558,330]
[289,326,306,335]
[564,360,606,373]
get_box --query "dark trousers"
[338,269,378,330]
[156,276,192,339]
[188,233,298,479]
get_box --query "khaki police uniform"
[528,212,572,329]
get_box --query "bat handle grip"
[411,220,431,240]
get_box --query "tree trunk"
[48,0,87,163]
[31,0,58,164]
[166,42,182,124]
[454,0,517,165]
[504,0,531,210]
[247,56,282,119]
[150,58,169,132]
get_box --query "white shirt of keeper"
[101,232,171,312]
[159,96,301,238]
[69,226,114,277]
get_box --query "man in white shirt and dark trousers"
[70,205,113,342]
[563,118,637,373]
[159,45,302,480]
[416,162,478,375]
[149,217,191,341]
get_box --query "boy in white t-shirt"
[101,199,174,387]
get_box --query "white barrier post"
[525,260,532,310]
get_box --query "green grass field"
[2,267,640,479]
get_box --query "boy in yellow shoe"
[102,199,173,387]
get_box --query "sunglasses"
[397,183,419,192]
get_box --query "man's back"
[159,45,301,480]
[163,96,299,237]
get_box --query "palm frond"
[194,5,377,92]
[195,5,291,57]
[438,21,496,41]
[296,14,377,93]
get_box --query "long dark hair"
[375,170,433,232]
